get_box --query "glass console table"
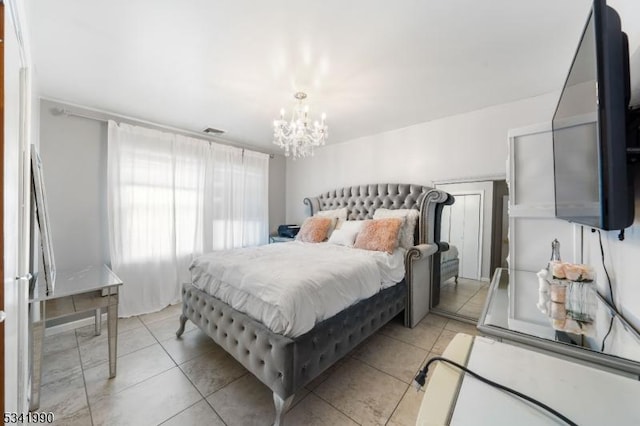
[29,265,123,410]
[479,268,640,376]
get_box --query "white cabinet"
[508,122,580,271]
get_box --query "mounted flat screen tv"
[552,0,634,231]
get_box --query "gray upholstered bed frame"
[441,258,460,284]
[177,184,449,425]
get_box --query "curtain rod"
[48,103,275,159]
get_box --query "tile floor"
[436,278,489,318]
[39,305,479,426]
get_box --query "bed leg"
[176,314,187,338]
[454,275,459,285]
[273,393,294,426]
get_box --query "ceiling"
[28,0,634,153]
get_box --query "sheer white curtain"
[207,146,269,250]
[107,121,268,316]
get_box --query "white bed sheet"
[190,241,406,337]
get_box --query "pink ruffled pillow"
[353,218,403,254]
[296,217,333,243]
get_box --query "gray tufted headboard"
[303,183,450,246]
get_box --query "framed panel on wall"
[508,122,581,272]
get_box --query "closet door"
[461,194,481,279]
[448,193,482,280]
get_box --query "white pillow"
[327,220,364,247]
[315,207,348,236]
[316,207,348,222]
[373,208,419,249]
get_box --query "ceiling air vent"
[202,127,226,135]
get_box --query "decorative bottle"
[548,239,562,276]
[550,239,561,263]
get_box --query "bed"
[176,183,449,425]
[441,245,460,284]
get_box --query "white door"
[460,194,481,279]
[4,0,32,413]
[447,193,482,280]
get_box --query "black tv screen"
[552,0,633,231]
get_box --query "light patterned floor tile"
[314,358,407,425]
[178,345,247,396]
[379,318,445,351]
[207,374,275,426]
[419,314,448,329]
[160,400,225,426]
[44,330,78,355]
[50,406,92,426]
[78,325,156,370]
[304,357,349,391]
[388,386,426,426]
[207,374,309,426]
[139,303,182,325]
[444,318,479,335]
[161,328,218,365]
[146,315,196,342]
[90,367,201,426]
[353,333,428,383]
[431,329,459,355]
[39,371,89,420]
[84,343,176,402]
[286,394,358,426]
[457,304,484,318]
[42,346,82,386]
[76,316,145,343]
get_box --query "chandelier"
[273,92,328,158]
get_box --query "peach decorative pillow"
[373,208,418,249]
[354,218,403,254]
[296,217,333,243]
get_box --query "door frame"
[1,2,5,415]
[4,0,33,412]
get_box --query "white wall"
[286,91,558,223]
[583,175,640,331]
[39,99,287,270]
[39,99,109,269]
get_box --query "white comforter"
[190,241,406,337]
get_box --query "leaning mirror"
[430,178,508,321]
